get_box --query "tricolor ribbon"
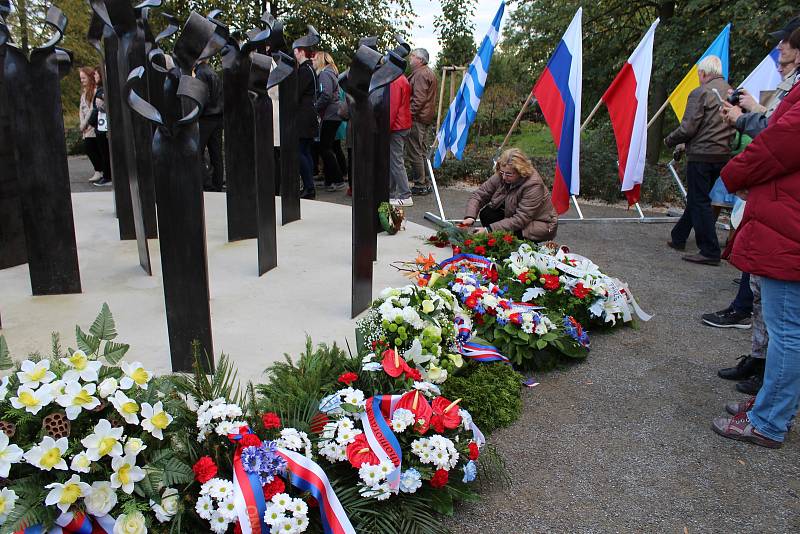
[359,395,403,492]
[231,433,271,534]
[16,512,115,534]
[458,341,511,365]
[438,253,494,270]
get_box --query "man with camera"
[665,55,735,266]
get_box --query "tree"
[433,0,475,68]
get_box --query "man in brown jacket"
[665,55,734,265]
[405,48,438,195]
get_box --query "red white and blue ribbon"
[16,512,115,534]
[359,395,403,492]
[276,448,356,534]
[231,439,270,534]
[438,253,494,270]
[458,341,511,365]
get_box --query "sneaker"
[736,373,763,396]
[725,397,755,416]
[389,197,413,207]
[411,185,432,195]
[702,307,752,329]
[93,177,112,187]
[326,182,347,192]
[88,171,102,183]
[711,413,782,448]
[313,174,325,183]
[718,355,764,381]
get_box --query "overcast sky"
[406,0,512,65]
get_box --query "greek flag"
[433,1,505,168]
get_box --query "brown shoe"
[711,413,782,448]
[666,240,686,251]
[725,397,755,416]
[682,253,720,266]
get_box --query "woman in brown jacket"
[460,148,558,241]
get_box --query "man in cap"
[406,48,438,196]
[293,26,321,199]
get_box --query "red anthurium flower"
[382,349,410,378]
[430,468,449,488]
[346,434,379,468]
[474,245,486,255]
[430,397,462,433]
[572,283,591,299]
[338,372,359,385]
[469,442,480,461]
[541,274,560,291]
[395,390,433,434]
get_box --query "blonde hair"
[494,148,535,179]
[697,55,723,77]
[314,51,338,75]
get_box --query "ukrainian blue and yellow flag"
[667,24,731,121]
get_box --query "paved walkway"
[68,156,799,532]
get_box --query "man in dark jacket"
[665,55,734,265]
[195,60,224,192]
[294,41,320,199]
[405,48,438,195]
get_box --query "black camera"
[727,88,743,106]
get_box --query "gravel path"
[68,156,799,533]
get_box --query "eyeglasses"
[498,170,516,178]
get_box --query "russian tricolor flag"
[739,46,782,104]
[533,8,582,215]
[601,19,659,206]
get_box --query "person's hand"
[472,227,488,235]
[459,217,475,227]
[737,89,763,114]
[720,102,742,125]
[736,189,748,201]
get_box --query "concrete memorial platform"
[0,192,434,380]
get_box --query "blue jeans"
[748,277,800,442]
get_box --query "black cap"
[770,16,800,41]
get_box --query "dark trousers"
[732,272,754,314]
[298,137,315,194]
[670,160,723,259]
[345,147,352,187]
[479,204,523,239]
[199,115,224,191]
[84,137,104,173]
[319,120,344,185]
[95,132,111,180]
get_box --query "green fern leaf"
[103,341,130,365]
[76,325,101,355]
[89,303,117,340]
[0,335,12,370]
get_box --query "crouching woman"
[460,148,558,241]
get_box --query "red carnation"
[487,238,497,247]
[474,245,486,255]
[465,295,478,309]
[240,433,262,448]
[541,274,560,291]
[469,442,480,461]
[261,412,282,429]
[464,239,473,246]
[430,469,449,489]
[572,283,591,299]
[262,477,286,500]
[502,234,514,244]
[518,271,529,284]
[192,456,218,484]
[338,372,359,385]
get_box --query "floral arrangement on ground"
[0,306,518,534]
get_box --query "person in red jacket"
[389,74,413,207]
[711,79,800,449]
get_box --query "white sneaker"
[389,197,413,207]
[88,171,102,183]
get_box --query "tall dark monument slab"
[0,4,25,270]
[270,51,300,225]
[2,6,81,295]
[250,52,277,275]
[127,12,224,372]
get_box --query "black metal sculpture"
[127,12,225,372]
[2,5,81,295]
[340,42,405,317]
[0,2,26,270]
[268,50,300,225]
[213,12,269,242]
[250,51,277,275]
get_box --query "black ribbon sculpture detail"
[126,12,226,372]
[212,12,269,242]
[340,41,405,317]
[2,5,81,295]
[250,51,278,275]
[0,1,26,270]
[89,0,158,278]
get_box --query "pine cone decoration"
[42,411,71,439]
[0,420,16,439]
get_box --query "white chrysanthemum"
[61,350,102,383]
[70,451,93,473]
[270,492,292,511]
[202,478,234,501]
[293,513,310,532]
[140,401,172,440]
[119,361,151,390]
[24,436,68,471]
[45,474,91,513]
[276,428,312,456]
[110,454,145,494]
[56,380,100,420]
[0,433,23,477]
[209,511,230,534]
[218,497,237,521]
[335,426,362,446]
[358,463,384,487]
[339,387,365,407]
[85,481,117,516]
[390,408,415,433]
[195,494,214,520]
[0,487,18,523]
[81,419,124,460]
[109,390,140,424]
[10,384,54,414]
[263,502,286,524]
[16,359,56,388]
[289,497,308,517]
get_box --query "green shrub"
[441,363,522,434]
